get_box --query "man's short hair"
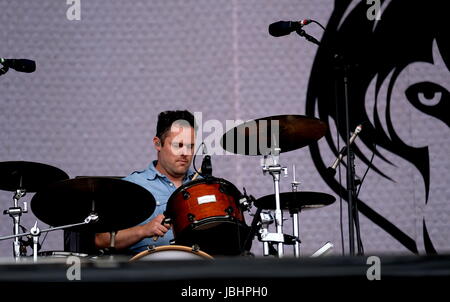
[156,110,196,145]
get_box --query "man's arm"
[95,214,171,250]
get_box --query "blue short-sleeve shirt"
[123,160,195,254]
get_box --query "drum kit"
[0,114,337,262]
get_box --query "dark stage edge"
[1,255,449,298]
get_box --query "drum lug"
[187,213,196,222]
[182,190,190,200]
[225,206,234,215]
[146,245,156,251]
[191,244,200,252]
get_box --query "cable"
[333,73,345,256]
[337,156,345,256]
[310,19,326,31]
[356,144,376,198]
[192,142,205,176]
[352,143,376,255]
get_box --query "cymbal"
[31,177,156,233]
[254,191,335,211]
[0,161,69,192]
[220,115,327,155]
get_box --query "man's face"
[155,124,195,178]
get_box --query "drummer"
[95,110,197,254]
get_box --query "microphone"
[327,124,363,176]
[268,20,312,37]
[200,143,212,177]
[201,155,212,177]
[0,58,36,73]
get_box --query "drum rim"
[129,245,214,262]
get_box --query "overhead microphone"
[201,155,212,178]
[0,58,36,73]
[327,124,363,176]
[198,143,212,177]
[268,20,312,37]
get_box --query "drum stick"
[191,168,201,181]
[152,218,168,241]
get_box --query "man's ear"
[153,137,161,151]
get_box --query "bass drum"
[129,245,213,261]
[165,177,250,256]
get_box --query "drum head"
[129,245,213,261]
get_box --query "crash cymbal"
[31,177,156,233]
[254,191,335,211]
[0,161,69,192]
[220,115,327,155]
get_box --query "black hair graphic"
[305,0,449,254]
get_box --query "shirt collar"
[146,160,195,181]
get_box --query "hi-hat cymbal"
[0,161,69,192]
[31,177,156,233]
[220,115,327,156]
[254,191,335,211]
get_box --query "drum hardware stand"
[30,222,40,262]
[258,210,299,256]
[326,123,363,255]
[2,184,28,261]
[0,213,99,262]
[310,242,334,257]
[290,165,301,258]
[242,206,262,253]
[258,210,278,257]
[261,147,287,258]
[106,231,117,259]
[239,188,254,212]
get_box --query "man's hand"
[141,214,171,238]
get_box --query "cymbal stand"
[30,222,40,262]
[0,213,98,262]
[261,147,287,257]
[258,210,274,256]
[290,165,301,258]
[2,185,28,261]
[107,231,117,260]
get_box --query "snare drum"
[129,245,213,261]
[165,177,250,255]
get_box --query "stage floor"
[1,255,449,298]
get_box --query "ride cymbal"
[220,115,327,155]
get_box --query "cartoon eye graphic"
[405,81,447,107]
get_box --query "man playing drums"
[95,110,197,254]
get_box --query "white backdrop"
[1,0,448,258]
